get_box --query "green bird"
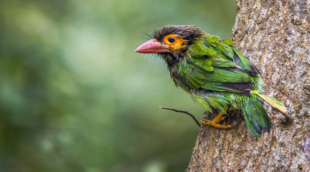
[135,25,287,136]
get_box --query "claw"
[201,113,231,129]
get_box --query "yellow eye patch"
[163,34,186,51]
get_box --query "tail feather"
[241,95,272,136]
[251,90,287,114]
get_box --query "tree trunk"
[186,0,310,171]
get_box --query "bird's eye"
[168,37,176,43]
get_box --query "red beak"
[135,39,170,53]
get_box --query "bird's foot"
[201,113,231,129]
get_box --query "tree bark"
[186,0,310,171]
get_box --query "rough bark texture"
[187,0,310,171]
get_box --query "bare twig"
[159,106,201,127]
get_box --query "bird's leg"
[201,113,231,129]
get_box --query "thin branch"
[159,106,201,127]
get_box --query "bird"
[135,25,287,136]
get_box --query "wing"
[174,36,260,96]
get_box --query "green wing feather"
[231,47,251,71]
[208,55,236,68]
[200,83,240,93]
[232,47,260,75]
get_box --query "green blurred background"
[0,0,235,171]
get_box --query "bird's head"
[135,25,205,66]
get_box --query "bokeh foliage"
[0,0,235,171]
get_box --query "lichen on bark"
[186,0,310,171]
